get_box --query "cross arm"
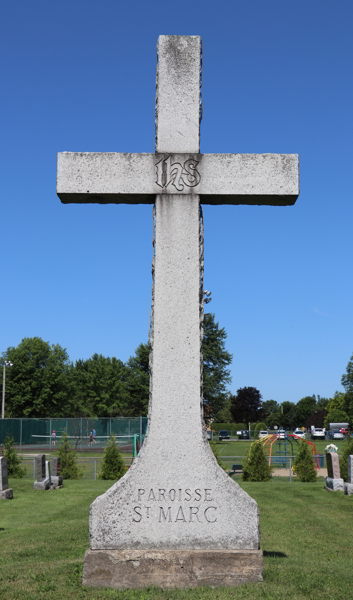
[57,151,299,206]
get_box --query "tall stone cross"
[57,36,299,589]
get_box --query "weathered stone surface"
[156,36,201,153]
[0,456,9,491]
[325,476,344,492]
[348,455,353,483]
[83,549,263,589]
[326,452,341,479]
[57,152,299,206]
[0,488,13,500]
[35,454,46,482]
[33,479,50,490]
[344,483,353,496]
[90,194,260,551]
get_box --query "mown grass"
[1,477,352,600]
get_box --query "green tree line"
[0,313,232,420]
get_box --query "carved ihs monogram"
[155,155,201,191]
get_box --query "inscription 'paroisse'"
[132,487,218,524]
[155,155,201,192]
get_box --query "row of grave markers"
[0,454,63,498]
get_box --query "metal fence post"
[289,457,292,482]
[94,459,96,480]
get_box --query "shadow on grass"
[263,550,287,558]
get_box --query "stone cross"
[0,456,13,499]
[57,36,299,588]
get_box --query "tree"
[202,313,232,420]
[339,437,353,482]
[325,409,349,428]
[341,353,353,394]
[1,338,72,418]
[3,437,26,478]
[125,343,150,416]
[242,441,272,481]
[57,432,83,479]
[99,436,126,480]
[69,354,129,417]
[262,400,279,419]
[293,441,317,482]
[295,395,317,426]
[230,387,263,424]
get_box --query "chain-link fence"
[0,417,148,448]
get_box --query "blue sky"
[1,1,352,404]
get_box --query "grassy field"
[0,476,352,600]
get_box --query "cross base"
[83,548,263,589]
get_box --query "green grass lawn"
[1,477,352,600]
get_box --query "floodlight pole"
[2,361,13,419]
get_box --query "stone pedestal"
[344,483,353,496]
[325,476,344,491]
[83,549,263,589]
[0,488,13,500]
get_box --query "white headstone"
[58,35,299,589]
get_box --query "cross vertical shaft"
[150,36,203,447]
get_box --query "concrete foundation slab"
[83,548,263,589]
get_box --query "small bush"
[3,437,26,478]
[242,441,272,481]
[99,436,126,480]
[293,441,317,482]
[340,437,353,482]
[57,432,83,479]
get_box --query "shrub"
[57,432,83,479]
[3,437,26,478]
[99,436,126,480]
[293,441,317,482]
[242,441,272,481]
[340,437,353,482]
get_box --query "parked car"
[238,430,250,440]
[340,428,349,436]
[311,427,326,440]
[258,431,269,439]
[218,430,230,441]
[328,430,344,440]
[293,429,306,439]
[277,429,287,439]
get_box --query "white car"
[332,431,344,440]
[258,431,269,439]
[311,428,325,440]
[277,429,286,439]
[294,430,306,439]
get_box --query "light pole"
[2,361,13,419]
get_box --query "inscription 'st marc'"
[155,155,201,191]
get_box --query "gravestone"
[325,452,344,491]
[45,460,52,486]
[344,455,353,496]
[0,456,13,499]
[51,457,63,487]
[57,36,299,589]
[33,454,50,490]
